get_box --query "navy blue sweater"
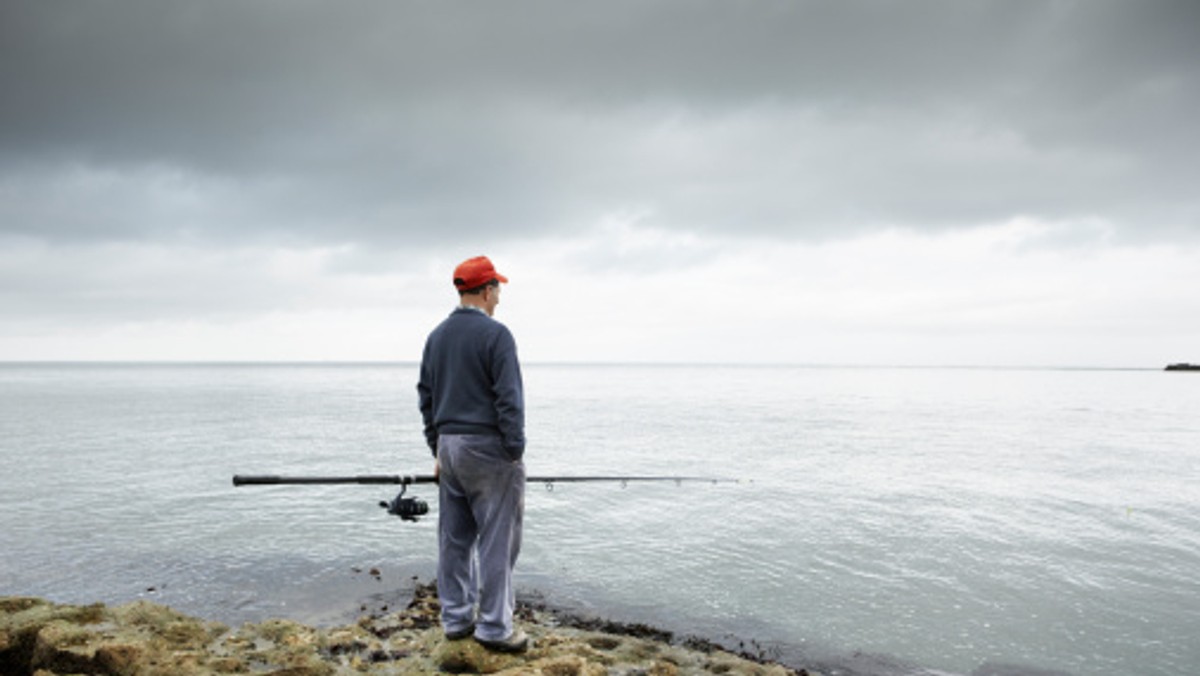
[417,307,525,460]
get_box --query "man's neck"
[458,301,489,316]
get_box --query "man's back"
[418,307,525,460]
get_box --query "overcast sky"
[2,0,1198,366]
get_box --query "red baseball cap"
[453,256,509,291]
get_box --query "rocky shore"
[1,583,810,675]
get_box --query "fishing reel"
[379,484,429,522]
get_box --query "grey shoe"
[475,628,529,653]
[444,624,475,641]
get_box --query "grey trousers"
[436,434,525,641]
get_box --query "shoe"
[475,628,529,653]
[444,624,475,641]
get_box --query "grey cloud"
[1,0,1197,247]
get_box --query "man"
[417,255,528,653]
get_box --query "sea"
[1,362,1197,676]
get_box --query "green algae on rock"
[1,596,228,676]
[1,585,809,675]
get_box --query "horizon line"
[0,359,1169,371]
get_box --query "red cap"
[453,256,509,291]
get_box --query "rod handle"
[232,475,437,486]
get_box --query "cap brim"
[495,273,509,284]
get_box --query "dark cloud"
[1,0,1197,247]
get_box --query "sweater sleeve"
[489,325,526,460]
[417,338,438,456]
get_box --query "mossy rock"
[0,598,48,615]
[527,654,608,676]
[432,637,528,674]
[93,642,146,676]
[256,618,320,646]
[259,666,334,676]
[4,594,811,676]
[30,619,106,674]
[113,599,223,644]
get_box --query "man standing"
[417,255,528,653]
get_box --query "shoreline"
[1,582,809,675]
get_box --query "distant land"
[1165,363,1200,371]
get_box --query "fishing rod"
[232,473,736,522]
[232,474,730,487]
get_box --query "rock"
[94,643,145,675]
[2,589,810,676]
[534,654,608,676]
[432,635,525,673]
[0,598,46,614]
[31,621,99,674]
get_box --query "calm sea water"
[1,363,1197,676]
